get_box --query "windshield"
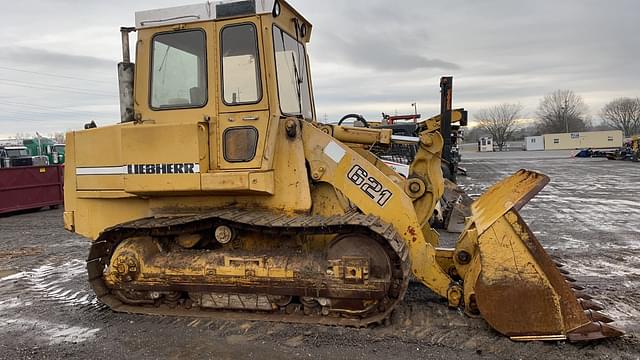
[53,145,65,154]
[7,148,29,157]
[151,29,207,109]
[272,25,313,120]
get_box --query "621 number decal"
[347,165,393,207]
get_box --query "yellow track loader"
[64,0,623,341]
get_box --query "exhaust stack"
[118,27,136,123]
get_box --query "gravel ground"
[0,151,638,359]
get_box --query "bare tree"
[53,132,66,144]
[600,97,640,137]
[535,90,590,134]
[474,103,523,151]
[14,132,29,140]
[463,126,489,143]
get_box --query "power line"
[0,107,103,120]
[0,78,116,97]
[0,111,54,122]
[1,99,112,110]
[0,104,110,117]
[0,81,114,97]
[0,100,116,117]
[0,109,89,124]
[0,65,112,84]
[0,107,89,120]
[0,110,114,125]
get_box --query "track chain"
[87,208,410,327]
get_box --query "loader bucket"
[455,170,624,341]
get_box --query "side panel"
[153,118,311,213]
[65,118,312,239]
[73,198,150,240]
[65,127,151,239]
[122,122,209,194]
[73,125,126,193]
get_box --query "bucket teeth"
[554,261,565,268]
[559,268,570,275]
[573,290,593,300]
[567,321,625,341]
[584,309,614,323]
[564,275,577,282]
[570,283,585,291]
[579,299,604,311]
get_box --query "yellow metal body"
[65,0,622,341]
[366,109,467,129]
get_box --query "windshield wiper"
[290,52,303,116]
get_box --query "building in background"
[543,130,623,150]
[524,136,544,151]
[478,137,494,152]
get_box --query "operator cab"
[123,0,315,172]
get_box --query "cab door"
[212,17,270,170]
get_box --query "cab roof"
[135,0,311,32]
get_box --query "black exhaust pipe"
[118,27,136,123]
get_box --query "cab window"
[150,29,207,109]
[272,25,313,120]
[221,23,262,105]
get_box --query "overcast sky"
[0,0,638,138]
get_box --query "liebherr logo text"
[127,163,199,175]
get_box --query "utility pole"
[562,98,569,133]
[440,76,455,182]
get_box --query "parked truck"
[0,146,34,168]
[23,138,66,165]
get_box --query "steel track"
[87,208,410,327]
